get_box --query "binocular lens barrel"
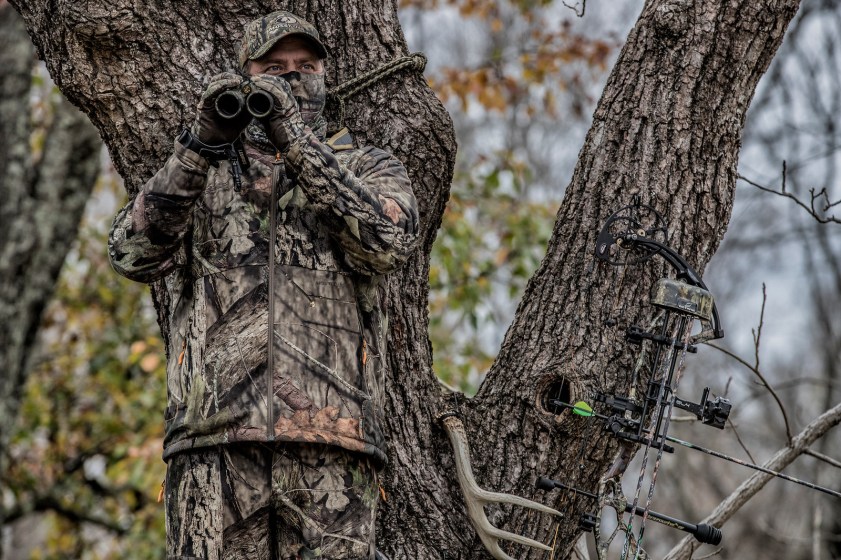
[215,90,245,119]
[245,90,274,119]
[214,88,274,119]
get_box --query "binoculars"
[215,83,273,119]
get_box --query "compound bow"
[536,201,840,559]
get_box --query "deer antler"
[439,413,562,560]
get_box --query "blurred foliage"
[430,25,612,118]
[407,0,615,118]
[3,173,167,559]
[417,0,616,391]
[428,153,559,392]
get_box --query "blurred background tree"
[3,180,167,558]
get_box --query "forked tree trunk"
[8,0,799,558]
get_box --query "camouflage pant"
[165,443,379,560]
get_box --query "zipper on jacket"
[266,152,282,441]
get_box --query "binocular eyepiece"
[215,85,274,119]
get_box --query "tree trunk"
[468,1,800,556]
[0,0,101,514]
[7,0,800,558]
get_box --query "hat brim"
[248,32,328,62]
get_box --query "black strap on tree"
[327,52,428,130]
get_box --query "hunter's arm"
[108,143,209,283]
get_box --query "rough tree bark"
[7,0,800,558]
[0,0,101,505]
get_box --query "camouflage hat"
[239,11,328,69]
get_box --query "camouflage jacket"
[108,126,418,466]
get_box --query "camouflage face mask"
[280,71,326,126]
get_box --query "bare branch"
[663,400,841,560]
[3,494,129,535]
[804,448,841,470]
[727,417,757,465]
[752,284,766,372]
[706,286,793,442]
[738,162,841,225]
[708,341,792,441]
[562,0,587,17]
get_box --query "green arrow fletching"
[572,401,594,417]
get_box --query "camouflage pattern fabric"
[239,10,328,68]
[165,443,378,559]
[108,116,418,466]
[286,72,326,127]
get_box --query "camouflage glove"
[191,72,251,146]
[249,74,305,150]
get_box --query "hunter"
[108,10,417,560]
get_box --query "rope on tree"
[327,52,428,129]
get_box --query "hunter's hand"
[250,73,303,149]
[192,72,251,146]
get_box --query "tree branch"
[708,341,792,441]
[803,448,841,470]
[3,494,129,535]
[663,400,841,560]
[726,417,757,465]
[738,162,841,225]
[706,285,793,442]
[562,0,587,17]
